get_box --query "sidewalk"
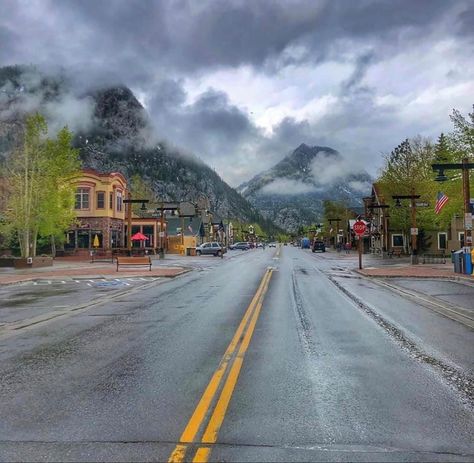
[0,256,191,286]
[324,249,474,282]
[357,257,473,282]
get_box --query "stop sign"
[353,220,367,236]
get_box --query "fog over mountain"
[238,144,371,231]
[1,1,473,186]
[0,65,280,234]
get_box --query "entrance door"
[77,230,90,248]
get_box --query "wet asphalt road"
[0,247,473,462]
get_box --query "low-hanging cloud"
[0,67,96,136]
[260,178,316,196]
[0,0,473,187]
[310,151,367,186]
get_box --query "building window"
[438,232,447,250]
[459,232,465,248]
[116,191,123,212]
[75,188,90,210]
[109,192,113,210]
[97,191,105,209]
[392,234,404,247]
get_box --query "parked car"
[312,240,326,252]
[268,242,277,247]
[196,242,227,256]
[229,242,250,250]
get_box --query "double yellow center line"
[168,268,274,463]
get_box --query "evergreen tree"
[434,133,452,163]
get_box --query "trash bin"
[451,250,456,263]
[186,247,196,256]
[464,251,473,275]
[453,250,463,273]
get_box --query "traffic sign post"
[353,220,367,270]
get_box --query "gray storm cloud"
[1,0,473,186]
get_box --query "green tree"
[449,105,474,156]
[434,133,452,163]
[431,131,464,229]
[323,200,352,240]
[377,137,438,246]
[1,113,80,257]
[129,174,159,214]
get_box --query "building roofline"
[80,168,127,185]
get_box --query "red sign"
[353,220,367,236]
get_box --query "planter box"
[13,256,54,269]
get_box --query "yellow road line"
[168,269,273,462]
[196,272,273,460]
[192,447,210,462]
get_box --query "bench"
[387,248,403,258]
[91,250,114,263]
[116,256,152,271]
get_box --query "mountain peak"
[238,143,371,231]
[273,143,339,176]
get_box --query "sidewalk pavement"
[357,264,474,280]
[324,249,474,282]
[0,256,191,286]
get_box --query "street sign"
[411,227,418,235]
[465,213,472,230]
[353,220,366,236]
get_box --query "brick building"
[65,169,127,252]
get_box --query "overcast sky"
[1,0,473,186]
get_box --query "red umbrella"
[131,232,148,241]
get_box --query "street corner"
[0,264,193,286]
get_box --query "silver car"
[196,242,226,256]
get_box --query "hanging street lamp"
[432,158,474,248]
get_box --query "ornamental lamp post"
[368,204,390,257]
[432,158,474,248]
[328,218,341,249]
[392,190,420,264]
[123,193,149,256]
[154,202,180,258]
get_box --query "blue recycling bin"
[464,251,473,275]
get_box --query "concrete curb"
[354,269,474,284]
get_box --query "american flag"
[435,191,449,214]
